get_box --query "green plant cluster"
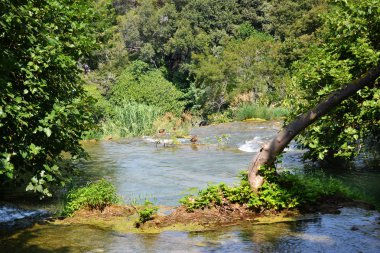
[180,171,354,212]
[206,104,289,124]
[137,200,158,223]
[62,179,120,217]
[207,111,233,124]
[234,104,289,121]
[109,61,185,115]
[289,0,380,161]
[0,0,98,195]
[100,102,163,139]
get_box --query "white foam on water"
[0,206,45,223]
[239,137,301,153]
[142,136,187,145]
[142,136,159,143]
[238,137,264,153]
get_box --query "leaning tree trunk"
[248,63,380,191]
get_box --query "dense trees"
[191,30,287,113]
[109,61,185,114]
[290,0,380,161]
[248,0,380,190]
[1,0,378,195]
[0,0,98,195]
[89,1,378,161]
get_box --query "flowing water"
[1,121,379,252]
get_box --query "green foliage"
[85,0,118,69]
[109,61,185,114]
[263,0,326,40]
[96,102,163,139]
[234,104,289,121]
[179,172,261,212]
[121,0,179,66]
[181,0,240,33]
[85,0,328,127]
[62,179,120,217]
[278,172,353,206]
[191,31,290,114]
[289,0,380,161]
[138,200,158,223]
[180,170,356,212]
[0,0,97,195]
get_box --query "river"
[1,121,379,252]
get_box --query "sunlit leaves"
[289,0,380,161]
[110,61,185,114]
[0,0,97,196]
[191,30,287,113]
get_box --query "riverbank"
[1,120,379,252]
[50,194,375,235]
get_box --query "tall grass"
[86,102,163,139]
[234,104,289,121]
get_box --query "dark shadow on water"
[0,227,71,253]
[0,223,113,253]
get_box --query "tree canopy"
[0,0,98,195]
[290,0,380,160]
[248,0,380,190]
[1,0,379,196]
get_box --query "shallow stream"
[1,121,379,252]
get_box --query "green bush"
[63,179,120,217]
[101,102,163,138]
[138,200,158,223]
[278,172,354,206]
[84,102,163,139]
[234,104,289,121]
[180,172,261,212]
[180,171,357,212]
[110,61,185,115]
[0,0,97,196]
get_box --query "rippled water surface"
[1,121,379,252]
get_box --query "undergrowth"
[62,179,120,217]
[234,104,289,121]
[180,170,357,212]
[98,102,163,138]
[137,200,158,224]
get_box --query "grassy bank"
[94,103,163,139]
[234,104,289,121]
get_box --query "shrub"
[102,102,163,137]
[63,179,120,217]
[109,61,185,115]
[234,104,289,121]
[138,200,158,223]
[180,170,357,212]
[84,102,163,139]
[0,0,97,196]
